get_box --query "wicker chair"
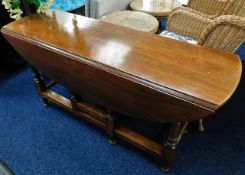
[161,9,245,53]
[186,0,230,16]
[178,0,245,21]
[221,0,245,17]
[159,8,245,131]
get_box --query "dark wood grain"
[1,10,242,123]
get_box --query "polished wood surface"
[130,0,182,17]
[1,10,242,122]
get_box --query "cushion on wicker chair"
[159,30,198,44]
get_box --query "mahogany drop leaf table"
[1,10,242,172]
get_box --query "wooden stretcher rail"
[42,90,163,158]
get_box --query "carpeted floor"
[0,30,244,175]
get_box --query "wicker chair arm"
[166,8,213,40]
[198,15,245,53]
[187,0,229,16]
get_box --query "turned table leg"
[70,94,83,110]
[31,67,49,107]
[106,110,117,145]
[198,119,205,132]
[161,122,188,172]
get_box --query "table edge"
[2,27,222,112]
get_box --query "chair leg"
[198,119,205,132]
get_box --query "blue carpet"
[0,25,245,174]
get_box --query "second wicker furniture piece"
[130,0,182,19]
[99,11,159,33]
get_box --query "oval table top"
[130,0,182,17]
[1,10,242,113]
[99,11,159,33]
